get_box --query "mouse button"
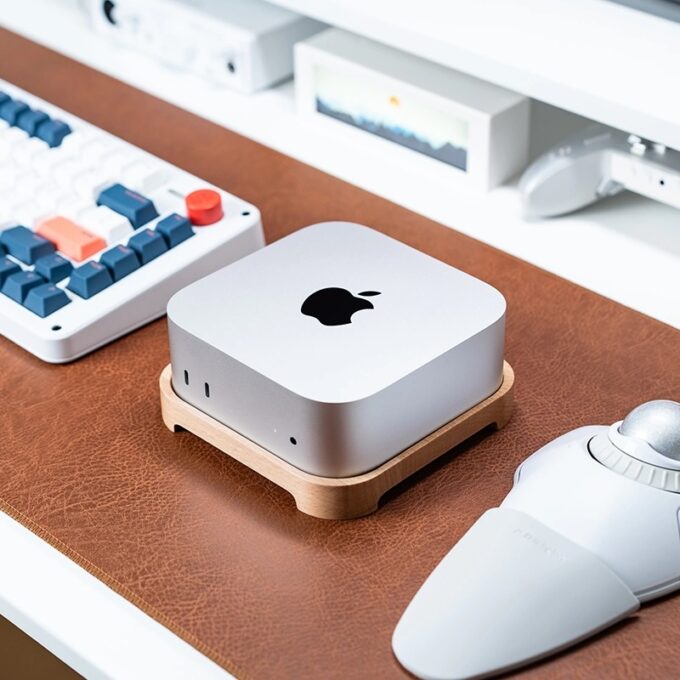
[392,508,638,680]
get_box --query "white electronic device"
[0,78,264,363]
[87,0,326,93]
[393,400,680,679]
[520,124,680,217]
[295,28,530,191]
[167,222,506,478]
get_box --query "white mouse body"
[519,125,680,217]
[393,401,680,679]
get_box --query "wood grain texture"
[1,27,680,680]
[160,363,514,519]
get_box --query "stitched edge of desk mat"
[2,28,680,680]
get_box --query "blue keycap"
[2,270,45,303]
[67,261,113,299]
[0,98,29,125]
[35,118,72,148]
[97,184,158,229]
[16,109,49,136]
[34,253,73,283]
[0,91,9,107]
[100,244,140,281]
[128,228,168,264]
[1,225,55,264]
[0,242,6,256]
[24,283,71,317]
[0,257,21,286]
[155,213,193,248]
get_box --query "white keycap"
[59,130,99,156]
[39,183,64,211]
[13,199,54,228]
[4,172,36,206]
[33,148,73,178]
[79,138,117,166]
[151,188,185,216]
[72,168,116,201]
[0,188,13,206]
[0,164,14,190]
[2,126,29,146]
[78,205,133,244]
[0,139,10,162]
[121,160,170,194]
[56,195,92,221]
[0,127,29,159]
[0,202,16,229]
[12,137,48,168]
[100,148,138,176]
[53,159,86,189]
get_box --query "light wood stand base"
[159,362,514,520]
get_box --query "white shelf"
[1,0,680,336]
[271,0,680,151]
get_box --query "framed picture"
[296,29,529,190]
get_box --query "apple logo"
[301,287,381,326]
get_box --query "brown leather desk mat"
[1,28,679,679]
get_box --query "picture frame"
[295,29,530,190]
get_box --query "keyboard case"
[0,80,263,362]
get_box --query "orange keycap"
[36,216,106,262]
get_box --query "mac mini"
[167,222,506,478]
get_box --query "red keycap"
[185,189,223,226]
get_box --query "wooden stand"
[159,362,514,520]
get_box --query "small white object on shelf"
[520,124,680,217]
[295,28,530,190]
[85,0,326,93]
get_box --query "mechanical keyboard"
[0,79,264,362]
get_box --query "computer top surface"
[167,221,506,403]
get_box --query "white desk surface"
[1,0,679,678]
